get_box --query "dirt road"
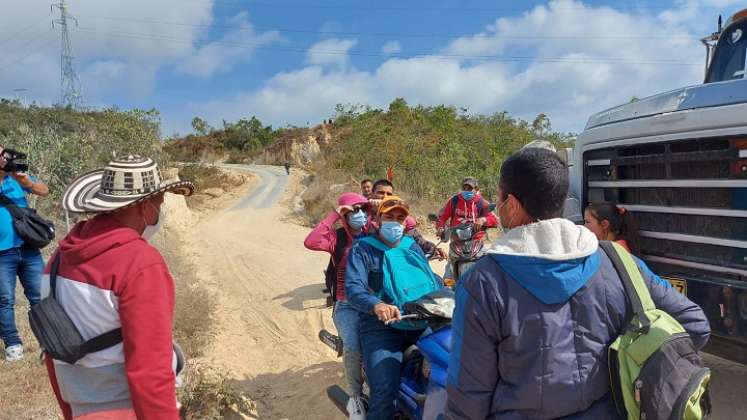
[184,166,343,419]
[183,166,747,420]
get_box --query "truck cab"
[568,9,747,363]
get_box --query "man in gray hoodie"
[446,148,710,419]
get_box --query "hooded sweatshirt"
[446,219,710,420]
[43,215,179,420]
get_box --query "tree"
[191,117,211,136]
[531,113,552,137]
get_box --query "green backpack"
[600,242,712,420]
[360,235,442,330]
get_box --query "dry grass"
[0,221,246,419]
[0,291,59,419]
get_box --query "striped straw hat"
[62,155,194,213]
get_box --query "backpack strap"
[450,195,459,214]
[0,192,25,220]
[48,252,124,353]
[599,241,654,332]
[49,252,61,299]
[80,328,123,354]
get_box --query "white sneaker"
[4,344,23,362]
[346,395,366,420]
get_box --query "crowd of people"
[0,142,714,420]
[304,147,710,420]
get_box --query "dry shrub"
[177,164,243,192]
[178,365,258,420]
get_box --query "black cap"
[462,177,478,188]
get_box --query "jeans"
[359,314,425,420]
[0,246,43,347]
[332,300,363,396]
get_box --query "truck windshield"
[706,20,747,83]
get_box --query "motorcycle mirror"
[427,213,438,222]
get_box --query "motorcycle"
[318,289,456,420]
[428,202,496,286]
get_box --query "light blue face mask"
[347,210,368,230]
[380,221,404,243]
[462,190,475,201]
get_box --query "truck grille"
[583,136,747,281]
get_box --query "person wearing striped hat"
[44,155,193,420]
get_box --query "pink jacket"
[304,211,367,301]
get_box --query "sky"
[0,0,743,136]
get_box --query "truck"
[567,8,747,363]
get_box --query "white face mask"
[142,203,164,241]
[496,198,514,235]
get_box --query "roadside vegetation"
[301,98,575,225]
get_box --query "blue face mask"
[347,210,367,230]
[379,221,404,243]
[462,190,475,201]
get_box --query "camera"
[1,149,29,173]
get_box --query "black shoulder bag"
[0,192,55,248]
[28,253,123,365]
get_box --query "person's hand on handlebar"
[374,303,401,323]
[474,217,487,232]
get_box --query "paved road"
[218,164,289,209]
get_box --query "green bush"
[325,99,574,203]
[0,101,165,231]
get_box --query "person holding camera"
[0,147,49,362]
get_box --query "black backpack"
[28,254,122,364]
[323,228,348,306]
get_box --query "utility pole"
[12,88,28,107]
[52,0,83,108]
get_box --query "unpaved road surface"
[186,166,747,420]
[184,166,343,419]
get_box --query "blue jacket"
[345,235,429,314]
[446,219,710,420]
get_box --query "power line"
[74,13,701,41]
[178,0,685,13]
[73,26,701,66]
[0,17,49,49]
[0,31,57,71]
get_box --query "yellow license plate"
[662,276,687,296]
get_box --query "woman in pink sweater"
[304,192,369,420]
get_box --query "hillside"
[0,100,165,226]
[164,99,574,225]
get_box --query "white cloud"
[0,1,278,104]
[178,12,283,78]
[186,0,724,133]
[305,38,358,68]
[381,41,403,55]
[0,0,216,103]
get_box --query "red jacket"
[44,215,179,420]
[436,193,498,241]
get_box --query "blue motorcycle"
[318,289,455,420]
